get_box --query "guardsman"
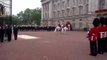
[98,17,106,54]
[87,18,100,56]
[105,17,107,52]
[66,22,71,31]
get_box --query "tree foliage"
[12,8,41,25]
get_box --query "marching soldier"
[87,18,100,56]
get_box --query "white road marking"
[18,35,39,40]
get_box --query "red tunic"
[105,25,107,38]
[88,27,99,41]
[99,25,107,39]
[66,24,70,30]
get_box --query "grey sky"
[12,0,41,15]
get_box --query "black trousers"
[90,41,97,56]
[104,38,107,52]
[98,38,104,54]
[7,34,11,42]
[0,35,4,43]
[14,33,18,40]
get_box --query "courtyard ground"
[0,31,107,60]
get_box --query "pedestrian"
[87,18,100,56]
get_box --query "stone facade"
[41,0,106,30]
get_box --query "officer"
[87,18,100,56]
[13,25,18,40]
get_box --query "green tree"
[12,15,20,25]
[31,8,41,25]
[16,8,41,25]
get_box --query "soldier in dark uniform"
[87,18,100,56]
[13,25,18,40]
[0,26,4,43]
[5,26,12,42]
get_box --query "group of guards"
[18,25,55,31]
[17,23,72,32]
[87,17,107,56]
[54,22,72,32]
[0,25,18,44]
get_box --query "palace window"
[72,7,76,15]
[67,0,69,7]
[86,4,88,14]
[79,6,83,14]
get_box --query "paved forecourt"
[0,31,107,60]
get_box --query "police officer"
[87,18,100,56]
[13,25,18,40]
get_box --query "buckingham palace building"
[41,0,107,30]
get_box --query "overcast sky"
[12,0,41,15]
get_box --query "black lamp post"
[10,0,12,26]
